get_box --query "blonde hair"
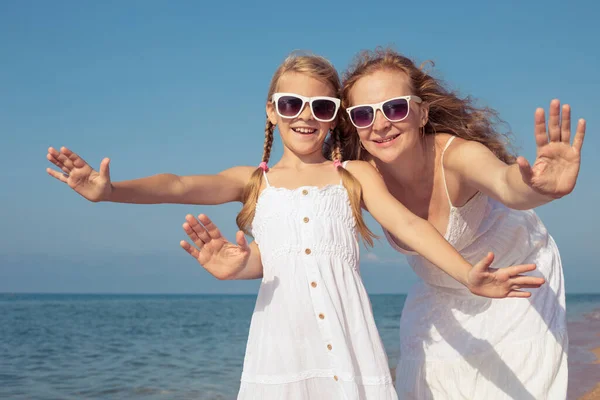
[236,53,376,246]
[339,47,516,163]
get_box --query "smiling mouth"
[292,127,318,135]
[373,134,400,144]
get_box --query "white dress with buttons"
[386,137,568,400]
[237,167,397,400]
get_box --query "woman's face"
[347,69,427,165]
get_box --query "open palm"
[517,100,586,199]
[467,253,545,299]
[46,146,112,202]
[180,214,251,280]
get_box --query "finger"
[197,214,222,240]
[185,214,212,245]
[473,252,494,273]
[235,231,249,251]
[533,108,548,150]
[560,104,571,144]
[516,156,533,186]
[507,290,532,298]
[99,158,111,180]
[46,168,68,183]
[547,99,561,142]
[572,119,586,153]
[512,283,544,290]
[183,217,206,249]
[510,275,546,287]
[507,263,537,276]
[56,151,75,170]
[46,154,71,174]
[180,240,201,259]
[61,146,89,169]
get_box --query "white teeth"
[375,134,399,143]
[293,128,316,134]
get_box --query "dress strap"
[440,136,456,208]
[262,170,271,187]
[337,160,350,184]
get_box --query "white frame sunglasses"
[271,92,341,122]
[346,95,423,128]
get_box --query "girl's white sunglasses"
[272,92,341,122]
[346,95,422,128]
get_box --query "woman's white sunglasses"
[346,95,422,128]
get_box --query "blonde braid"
[331,128,376,247]
[236,119,276,235]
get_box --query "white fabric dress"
[237,167,397,400]
[385,137,568,400]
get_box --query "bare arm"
[47,146,254,205]
[110,167,253,205]
[346,161,544,298]
[446,101,585,210]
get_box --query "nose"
[372,109,390,131]
[298,102,313,120]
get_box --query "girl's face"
[267,72,338,159]
[347,69,428,165]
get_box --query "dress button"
[302,189,308,195]
[334,375,339,381]
[303,217,309,223]
[318,313,325,319]
[311,282,317,288]
[327,344,332,350]
[305,248,311,255]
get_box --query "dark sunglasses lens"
[350,107,374,127]
[383,98,409,121]
[312,99,337,120]
[277,96,303,117]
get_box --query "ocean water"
[1,293,599,400]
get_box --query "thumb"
[473,252,494,273]
[516,156,533,186]
[99,158,111,180]
[235,231,249,251]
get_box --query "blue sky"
[1,0,598,294]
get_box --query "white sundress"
[237,166,397,400]
[385,136,568,399]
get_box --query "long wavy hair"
[337,47,516,164]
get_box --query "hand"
[517,99,586,199]
[180,214,250,280]
[46,146,112,202]
[466,253,545,298]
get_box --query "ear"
[419,102,429,127]
[266,101,278,125]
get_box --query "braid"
[262,119,275,163]
[236,118,275,235]
[331,127,343,162]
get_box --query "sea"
[1,293,599,400]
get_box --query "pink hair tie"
[333,160,342,169]
[258,162,269,172]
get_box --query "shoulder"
[343,160,379,177]
[437,135,496,173]
[218,165,259,185]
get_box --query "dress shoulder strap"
[440,136,456,208]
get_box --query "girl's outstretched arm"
[180,214,263,280]
[347,161,545,299]
[46,146,254,205]
[445,100,586,210]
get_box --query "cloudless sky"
[1,0,598,294]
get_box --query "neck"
[279,147,328,169]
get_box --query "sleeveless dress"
[385,136,568,399]
[237,166,397,400]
